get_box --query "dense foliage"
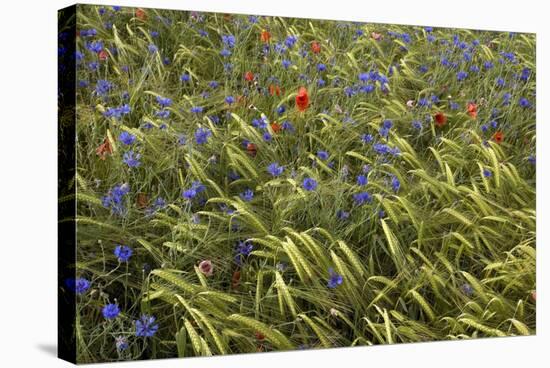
[61,5,536,363]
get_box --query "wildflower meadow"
[58,4,536,363]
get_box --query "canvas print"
[58,4,536,364]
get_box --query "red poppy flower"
[95,137,113,160]
[244,71,254,82]
[271,122,281,134]
[246,143,257,157]
[296,86,309,111]
[467,102,478,119]
[311,41,321,54]
[434,112,447,127]
[231,270,241,289]
[493,131,504,144]
[269,84,281,96]
[260,29,271,43]
[255,332,265,341]
[136,8,147,20]
[98,50,109,61]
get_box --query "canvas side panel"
[58,4,77,365]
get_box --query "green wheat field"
[58,4,536,363]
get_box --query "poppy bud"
[493,131,504,144]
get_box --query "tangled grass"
[60,4,535,363]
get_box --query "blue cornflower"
[496,77,505,87]
[148,44,158,53]
[66,277,91,295]
[180,73,191,82]
[190,106,204,114]
[317,78,326,87]
[360,84,375,94]
[102,303,120,319]
[519,97,531,108]
[317,150,329,161]
[123,150,141,168]
[490,120,498,129]
[267,162,284,177]
[223,57,234,71]
[225,95,236,105]
[277,105,286,115]
[156,96,172,107]
[115,336,128,351]
[457,71,468,81]
[373,143,390,155]
[285,35,297,48]
[182,188,197,200]
[481,124,489,133]
[135,315,159,337]
[194,127,212,144]
[362,134,374,144]
[484,61,494,70]
[222,34,236,48]
[102,183,130,215]
[155,109,170,119]
[263,132,272,142]
[520,67,531,81]
[118,131,136,145]
[353,192,372,205]
[344,86,356,97]
[114,245,133,262]
[220,48,231,57]
[379,127,390,138]
[95,79,112,96]
[382,119,393,129]
[357,175,368,186]
[528,155,536,165]
[282,59,292,69]
[317,63,326,72]
[208,80,219,89]
[302,177,318,191]
[86,40,103,53]
[336,210,350,220]
[412,120,422,130]
[235,241,254,265]
[502,93,512,105]
[470,65,480,73]
[282,120,294,132]
[182,181,206,200]
[239,189,254,202]
[427,34,436,42]
[327,268,343,288]
[359,72,370,82]
[483,169,492,178]
[450,101,460,110]
[391,176,401,193]
[80,28,97,37]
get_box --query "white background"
[0,0,546,366]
